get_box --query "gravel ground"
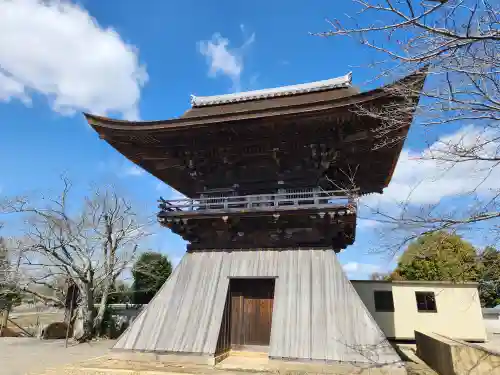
[0,337,115,375]
[2,335,498,375]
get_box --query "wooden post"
[64,280,77,348]
[0,310,4,336]
[0,305,10,337]
[64,282,77,347]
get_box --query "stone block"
[415,331,500,375]
[41,321,70,339]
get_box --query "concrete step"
[227,350,268,358]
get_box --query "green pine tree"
[132,252,172,304]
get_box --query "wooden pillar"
[0,304,10,337]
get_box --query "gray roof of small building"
[350,279,479,286]
[482,307,500,315]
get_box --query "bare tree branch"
[1,178,151,341]
[318,0,499,245]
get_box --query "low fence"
[483,308,500,335]
[3,306,64,337]
[104,303,145,316]
[99,304,144,339]
[1,303,145,338]
[159,189,356,215]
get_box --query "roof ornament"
[190,72,353,108]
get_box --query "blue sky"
[1,0,497,279]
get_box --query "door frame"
[226,276,277,352]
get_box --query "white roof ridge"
[190,72,352,107]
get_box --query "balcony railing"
[158,189,357,216]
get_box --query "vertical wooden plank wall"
[114,249,400,364]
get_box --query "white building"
[352,280,487,342]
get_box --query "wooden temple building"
[85,70,425,365]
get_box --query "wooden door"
[230,278,275,350]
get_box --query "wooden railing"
[158,189,357,215]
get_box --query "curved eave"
[85,70,427,194]
[380,70,428,188]
[84,70,427,132]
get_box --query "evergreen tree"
[478,246,500,308]
[132,252,172,304]
[391,232,479,282]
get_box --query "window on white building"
[374,290,394,312]
[415,291,437,313]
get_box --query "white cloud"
[342,262,381,274]
[362,126,500,207]
[0,71,29,103]
[197,26,255,91]
[0,0,147,120]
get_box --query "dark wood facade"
[158,188,357,251]
[85,71,425,197]
[159,200,356,251]
[85,71,425,251]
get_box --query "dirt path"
[1,337,115,375]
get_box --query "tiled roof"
[190,72,352,107]
[483,307,500,315]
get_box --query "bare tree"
[2,178,150,341]
[0,236,11,335]
[318,0,499,245]
[0,234,23,336]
